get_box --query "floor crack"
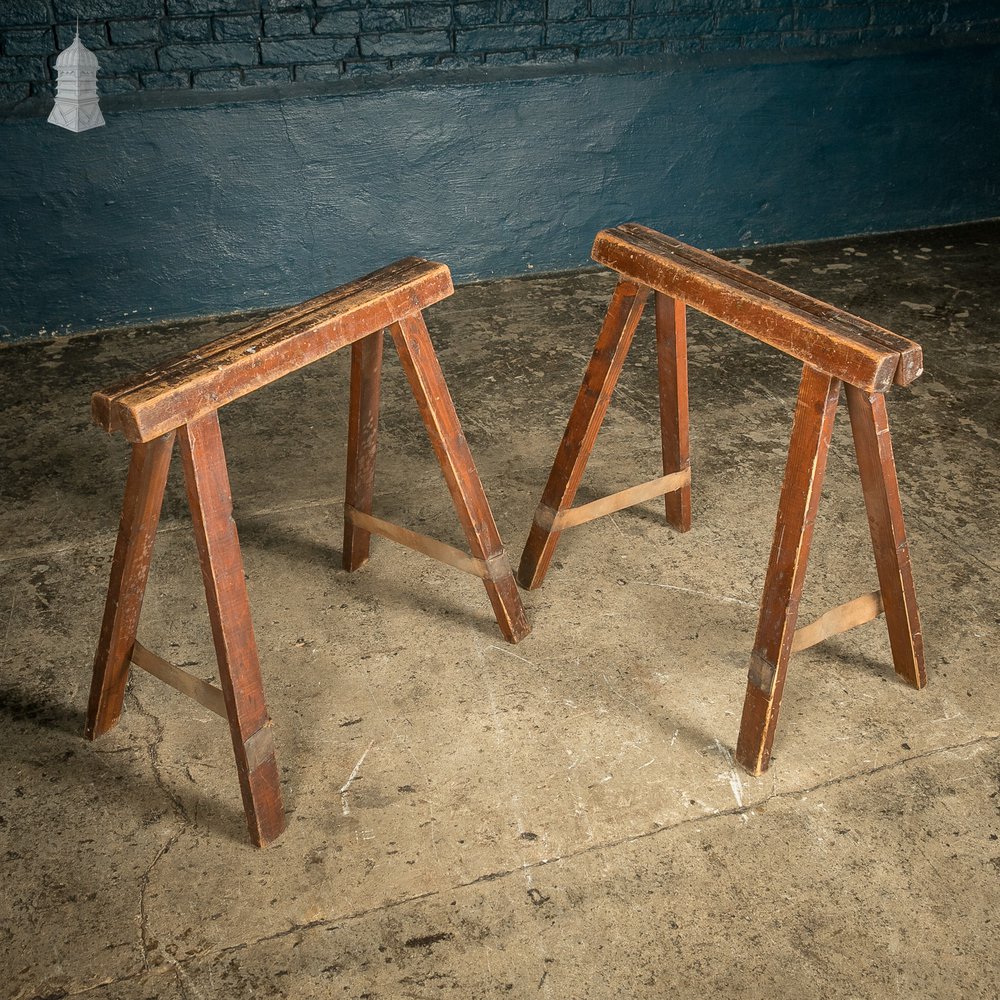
[127,687,192,972]
[22,732,997,1000]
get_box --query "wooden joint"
[535,468,691,533]
[482,550,513,580]
[131,640,227,718]
[747,650,777,694]
[791,590,884,654]
[242,721,276,774]
[345,504,489,579]
[533,503,558,533]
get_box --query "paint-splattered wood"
[592,224,922,392]
[93,257,453,443]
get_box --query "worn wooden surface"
[345,506,491,579]
[736,366,842,776]
[131,640,227,718]
[537,469,691,532]
[846,385,926,688]
[343,332,385,573]
[655,291,692,532]
[518,279,650,590]
[389,314,530,645]
[593,225,921,392]
[85,433,175,740]
[179,412,285,847]
[791,591,884,654]
[93,258,453,443]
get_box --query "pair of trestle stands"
[86,223,925,846]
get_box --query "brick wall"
[2,1,999,112]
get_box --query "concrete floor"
[1,222,998,999]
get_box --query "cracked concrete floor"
[1,222,998,999]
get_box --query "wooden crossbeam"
[344,505,491,579]
[791,590,884,653]
[92,258,454,443]
[592,225,922,392]
[131,640,227,717]
[535,468,691,532]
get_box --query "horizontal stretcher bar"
[93,257,454,443]
[592,225,922,393]
[535,468,691,532]
[132,643,280,772]
[132,640,226,717]
[791,590,884,653]
[345,505,498,580]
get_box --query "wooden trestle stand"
[518,224,925,775]
[85,258,529,846]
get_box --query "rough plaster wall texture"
[1,0,1000,112]
[1,44,998,341]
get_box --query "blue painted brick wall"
[1,1,999,111]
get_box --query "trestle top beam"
[92,257,453,443]
[592,224,922,393]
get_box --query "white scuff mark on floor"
[713,739,746,816]
[638,757,655,770]
[573,798,596,841]
[681,791,715,812]
[634,580,757,608]
[932,705,964,724]
[670,729,679,747]
[339,740,375,816]
[901,301,936,313]
[485,643,537,667]
[601,672,643,713]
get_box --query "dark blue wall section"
[2,44,999,340]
